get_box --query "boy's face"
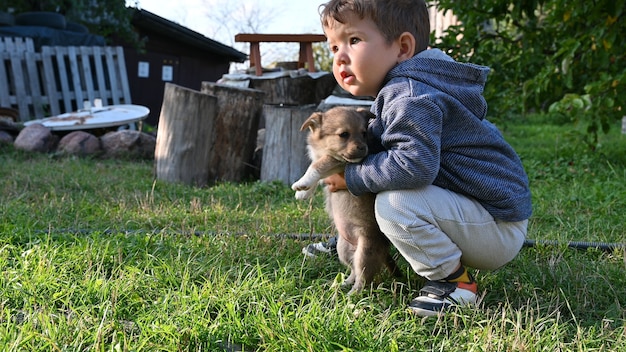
[324,12,401,98]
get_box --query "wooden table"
[235,34,327,76]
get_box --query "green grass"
[1,115,625,351]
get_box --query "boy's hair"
[320,0,430,55]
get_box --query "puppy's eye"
[339,132,350,139]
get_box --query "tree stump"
[200,81,265,182]
[248,73,336,105]
[155,83,217,187]
[261,104,316,185]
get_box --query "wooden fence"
[1,37,131,122]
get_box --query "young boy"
[314,0,532,317]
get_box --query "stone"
[14,123,58,153]
[100,130,156,159]
[0,130,13,144]
[58,131,101,156]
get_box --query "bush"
[433,0,625,144]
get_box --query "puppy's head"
[301,106,374,163]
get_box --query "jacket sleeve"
[345,96,444,195]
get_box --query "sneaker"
[408,280,477,317]
[302,236,337,258]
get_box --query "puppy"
[292,106,399,294]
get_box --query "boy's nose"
[334,48,350,65]
[334,49,349,65]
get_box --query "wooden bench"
[234,33,327,76]
[1,37,131,121]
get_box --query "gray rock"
[14,123,58,153]
[58,131,102,156]
[100,130,156,159]
[0,130,13,144]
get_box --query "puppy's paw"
[291,177,318,191]
[344,281,364,295]
[295,190,313,200]
[291,180,310,192]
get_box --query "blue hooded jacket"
[344,49,532,222]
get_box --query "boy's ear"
[397,32,416,62]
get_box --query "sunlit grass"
[0,115,625,350]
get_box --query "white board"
[23,104,149,131]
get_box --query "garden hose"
[521,239,625,252]
[26,228,626,252]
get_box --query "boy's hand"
[324,172,347,192]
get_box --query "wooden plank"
[23,51,45,118]
[1,38,15,52]
[9,51,29,121]
[104,47,120,104]
[235,34,326,43]
[67,46,84,108]
[80,46,97,104]
[25,38,35,52]
[0,52,11,107]
[115,46,131,104]
[40,46,61,116]
[0,37,35,53]
[91,46,108,101]
[50,47,74,114]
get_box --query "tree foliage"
[433,0,625,145]
[0,0,137,45]
[313,42,332,72]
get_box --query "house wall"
[121,36,231,126]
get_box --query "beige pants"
[374,185,527,281]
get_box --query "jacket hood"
[385,48,491,120]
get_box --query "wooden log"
[155,83,217,187]
[200,81,265,182]
[248,73,336,105]
[261,104,316,185]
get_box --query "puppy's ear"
[300,112,323,132]
[355,108,375,123]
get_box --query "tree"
[0,0,137,45]
[434,0,625,146]
[201,0,288,71]
[313,42,332,72]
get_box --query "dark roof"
[130,8,247,62]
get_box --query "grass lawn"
[1,114,625,351]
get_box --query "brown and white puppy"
[292,106,399,294]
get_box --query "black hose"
[523,239,625,252]
[23,228,626,252]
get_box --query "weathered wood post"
[155,83,217,187]
[200,82,265,182]
[261,104,316,184]
[246,73,336,185]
